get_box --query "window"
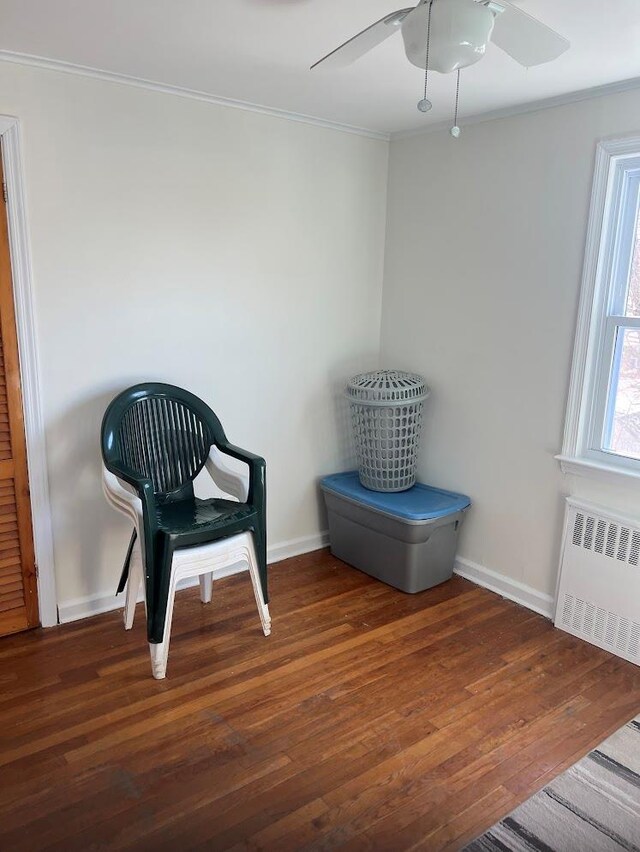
[559,136,640,482]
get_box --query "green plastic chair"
[101,382,269,677]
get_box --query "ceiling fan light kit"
[416,1,468,137]
[403,0,495,74]
[311,0,570,134]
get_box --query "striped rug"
[464,714,640,852]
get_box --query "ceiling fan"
[311,0,570,75]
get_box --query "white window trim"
[558,134,640,486]
[0,115,58,626]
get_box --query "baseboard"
[266,531,329,564]
[57,530,329,625]
[454,556,555,619]
[57,537,552,625]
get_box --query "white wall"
[381,88,640,600]
[5,58,639,618]
[0,62,388,610]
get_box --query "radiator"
[554,497,640,666]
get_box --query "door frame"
[0,115,57,628]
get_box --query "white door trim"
[0,115,57,627]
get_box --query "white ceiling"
[0,0,639,135]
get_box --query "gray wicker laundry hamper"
[346,370,429,492]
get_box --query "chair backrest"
[101,383,226,498]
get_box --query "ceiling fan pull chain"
[417,0,434,113]
[451,69,461,138]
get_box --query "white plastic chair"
[102,445,271,679]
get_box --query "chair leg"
[248,535,271,637]
[199,572,213,604]
[123,543,142,630]
[117,528,138,595]
[148,576,177,680]
[149,641,169,681]
[253,525,268,605]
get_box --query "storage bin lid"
[321,472,470,521]
[346,370,429,406]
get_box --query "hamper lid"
[346,370,429,405]
[320,472,470,521]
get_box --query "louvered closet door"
[0,148,38,636]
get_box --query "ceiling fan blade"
[490,2,569,67]
[311,8,415,70]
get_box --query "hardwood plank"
[1,550,639,851]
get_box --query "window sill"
[556,454,640,487]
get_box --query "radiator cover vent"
[559,593,640,661]
[571,511,640,566]
[555,500,640,666]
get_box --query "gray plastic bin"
[321,472,470,594]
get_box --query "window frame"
[558,135,640,485]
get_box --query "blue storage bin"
[321,472,470,593]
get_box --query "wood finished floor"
[1,548,640,851]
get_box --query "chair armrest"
[102,464,150,595]
[103,459,157,558]
[102,464,148,566]
[204,446,249,502]
[103,465,143,518]
[215,441,266,508]
[105,459,154,497]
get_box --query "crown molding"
[392,75,640,141]
[0,50,390,142]
[3,49,639,148]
